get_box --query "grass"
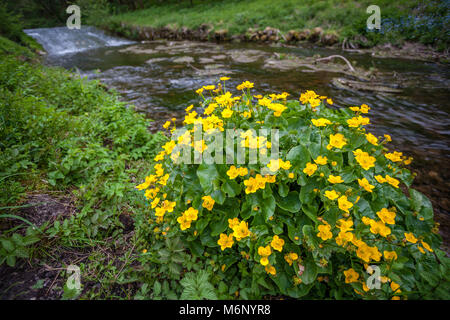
[102,0,449,48]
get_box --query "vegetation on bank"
[0,37,174,299]
[98,0,450,50]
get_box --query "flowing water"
[24,27,450,231]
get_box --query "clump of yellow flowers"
[135,79,448,300]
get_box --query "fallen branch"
[315,55,355,72]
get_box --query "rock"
[199,57,215,64]
[211,54,227,60]
[173,56,195,63]
[298,29,311,41]
[321,32,339,46]
[214,29,228,41]
[308,27,323,42]
[286,30,300,42]
[229,49,267,63]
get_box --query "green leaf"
[300,257,318,285]
[197,163,219,194]
[276,191,301,213]
[410,189,433,220]
[261,194,276,221]
[286,145,310,168]
[153,281,162,296]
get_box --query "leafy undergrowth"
[0,42,175,299]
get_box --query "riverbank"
[97,0,449,62]
[0,36,166,299]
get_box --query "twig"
[315,55,355,72]
[46,270,61,296]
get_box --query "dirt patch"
[18,193,75,228]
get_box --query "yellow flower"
[204,103,217,115]
[358,178,375,193]
[314,156,328,165]
[228,217,240,229]
[151,197,160,209]
[154,150,166,161]
[220,76,230,81]
[217,233,234,251]
[303,162,317,176]
[184,207,198,221]
[270,235,285,252]
[265,265,276,275]
[324,190,339,200]
[288,172,294,179]
[328,175,344,184]
[326,98,333,105]
[162,140,176,154]
[144,188,159,200]
[202,195,215,211]
[267,103,287,117]
[258,245,272,257]
[344,268,359,283]
[365,133,378,145]
[267,159,281,172]
[158,173,169,186]
[280,160,291,170]
[390,281,401,293]
[163,121,171,129]
[349,106,360,112]
[232,221,250,241]
[195,88,204,95]
[353,149,376,170]
[337,218,354,232]
[161,200,176,213]
[136,175,157,190]
[177,214,191,230]
[404,232,418,243]
[221,108,233,118]
[328,133,347,149]
[226,165,240,179]
[236,81,254,90]
[385,175,400,188]
[360,104,370,113]
[335,230,353,246]
[384,250,398,260]
[284,252,299,266]
[317,224,333,241]
[203,85,215,90]
[384,134,392,142]
[369,220,391,237]
[421,241,433,252]
[385,151,403,162]
[338,195,353,213]
[376,208,396,225]
[375,175,386,184]
[311,118,332,127]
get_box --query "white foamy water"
[24,26,134,55]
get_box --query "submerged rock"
[173,56,195,63]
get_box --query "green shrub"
[136,80,449,299]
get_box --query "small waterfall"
[24,26,134,55]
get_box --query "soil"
[0,193,139,300]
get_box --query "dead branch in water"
[316,55,355,72]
